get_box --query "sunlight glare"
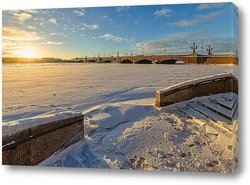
[18,48,36,58]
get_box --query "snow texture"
[2,63,238,172]
[40,93,238,172]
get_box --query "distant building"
[42,58,62,62]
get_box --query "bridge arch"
[158,59,178,64]
[100,60,114,63]
[135,59,153,64]
[121,59,133,63]
[86,59,97,63]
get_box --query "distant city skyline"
[2,3,238,59]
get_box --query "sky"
[2,2,238,59]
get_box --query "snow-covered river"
[2,63,237,122]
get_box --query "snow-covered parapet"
[2,111,84,165]
[155,73,238,107]
[2,111,82,137]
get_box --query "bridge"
[74,54,238,65]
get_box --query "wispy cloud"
[23,9,39,14]
[83,23,99,30]
[49,32,57,36]
[133,31,235,54]
[99,33,123,42]
[171,19,199,27]
[2,26,42,57]
[101,15,108,19]
[49,32,68,37]
[12,12,32,22]
[27,26,36,30]
[99,15,113,24]
[154,8,172,17]
[2,27,42,41]
[170,10,225,27]
[197,3,225,10]
[48,18,58,25]
[41,41,63,45]
[133,32,194,53]
[74,10,85,16]
[2,44,33,57]
[117,6,130,12]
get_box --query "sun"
[18,48,37,58]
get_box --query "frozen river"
[2,63,237,122]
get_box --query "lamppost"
[206,45,213,55]
[191,43,198,54]
[201,41,204,54]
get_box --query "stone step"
[175,104,207,120]
[186,101,231,125]
[197,99,232,121]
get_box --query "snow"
[157,72,237,94]
[2,63,237,122]
[39,94,238,172]
[2,111,82,137]
[2,63,238,172]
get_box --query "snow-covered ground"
[2,63,238,172]
[2,63,237,122]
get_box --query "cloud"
[154,8,172,17]
[117,6,130,12]
[133,31,237,55]
[10,9,39,23]
[2,44,32,57]
[74,10,85,16]
[49,18,58,25]
[197,3,225,10]
[12,12,32,22]
[49,32,57,36]
[41,41,63,45]
[99,33,123,42]
[172,19,200,27]
[100,15,113,23]
[27,26,36,30]
[102,15,108,19]
[23,9,39,14]
[49,32,68,37]
[133,32,194,53]
[170,10,225,27]
[2,27,42,41]
[83,23,99,30]
[2,27,42,57]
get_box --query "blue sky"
[2,2,238,59]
